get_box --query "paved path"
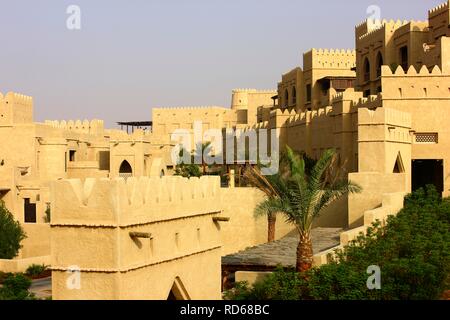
[30,277,52,299]
[222,228,342,268]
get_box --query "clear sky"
[0,0,444,127]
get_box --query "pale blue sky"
[0,0,443,127]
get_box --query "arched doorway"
[119,160,133,179]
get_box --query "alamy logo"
[66,265,81,290]
[171,121,279,175]
[66,5,82,30]
[366,5,382,29]
[367,265,381,290]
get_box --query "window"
[415,133,438,144]
[306,84,312,103]
[24,198,36,223]
[393,152,405,173]
[400,46,408,71]
[292,87,297,105]
[98,151,110,171]
[284,89,289,108]
[69,150,76,162]
[363,58,370,82]
[119,160,133,179]
[376,52,383,78]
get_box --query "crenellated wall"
[44,119,105,135]
[0,92,33,125]
[51,176,223,300]
[49,176,295,299]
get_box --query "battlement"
[232,89,276,94]
[51,176,221,226]
[358,107,411,128]
[0,92,33,107]
[352,93,383,109]
[304,48,356,70]
[0,92,34,124]
[307,48,356,57]
[429,1,449,18]
[381,64,444,76]
[331,88,363,103]
[44,119,104,134]
[153,106,228,112]
[358,19,413,40]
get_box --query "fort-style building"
[1,1,449,300]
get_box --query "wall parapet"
[44,119,104,134]
[429,1,449,18]
[0,92,33,107]
[50,176,222,226]
[381,65,445,77]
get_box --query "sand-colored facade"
[50,176,293,300]
[1,0,450,300]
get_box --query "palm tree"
[252,146,361,272]
[243,166,287,242]
[193,142,212,175]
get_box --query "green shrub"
[0,273,34,300]
[0,271,10,284]
[226,186,450,300]
[25,264,49,278]
[0,202,27,259]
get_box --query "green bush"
[0,273,34,300]
[25,264,49,278]
[0,271,10,284]
[226,186,450,300]
[0,202,27,259]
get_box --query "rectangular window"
[306,84,312,102]
[400,46,408,71]
[69,150,76,162]
[415,133,438,144]
[98,151,111,171]
[24,198,37,223]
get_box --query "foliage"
[173,146,202,178]
[25,264,49,278]
[0,273,35,300]
[246,146,361,271]
[0,201,27,259]
[226,186,450,300]
[0,271,9,284]
[174,163,202,178]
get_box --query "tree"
[244,150,319,243]
[253,146,361,272]
[244,166,287,242]
[0,273,34,300]
[193,142,212,175]
[174,146,202,178]
[0,202,27,259]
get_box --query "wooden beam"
[129,232,152,239]
[213,217,230,222]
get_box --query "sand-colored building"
[2,0,450,300]
[0,93,167,270]
[147,2,450,236]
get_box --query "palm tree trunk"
[267,213,276,242]
[296,232,313,273]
